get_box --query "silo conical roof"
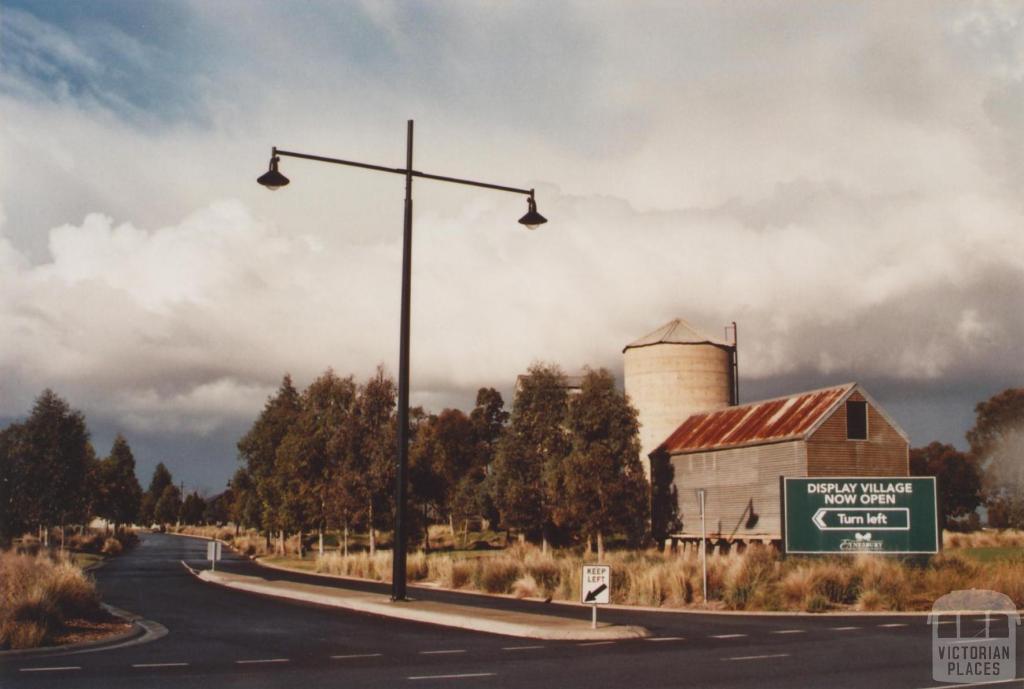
[623,318,730,352]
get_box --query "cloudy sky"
[2,1,1022,492]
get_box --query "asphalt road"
[0,533,1019,689]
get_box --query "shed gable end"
[805,391,909,476]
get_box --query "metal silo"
[624,318,737,476]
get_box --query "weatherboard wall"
[671,440,806,539]
[805,392,909,477]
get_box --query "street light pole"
[257,120,546,601]
[394,120,414,601]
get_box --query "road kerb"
[0,604,154,659]
[194,568,649,641]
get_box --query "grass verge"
[179,524,1024,612]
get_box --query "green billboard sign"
[782,477,939,554]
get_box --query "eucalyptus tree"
[561,368,649,559]
[237,374,301,547]
[275,369,358,555]
[490,364,570,551]
[94,434,143,533]
[351,366,397,555]
[15,390,94,544]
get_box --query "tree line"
[911,387,1024,530]
[0,390,143,546]
[6,380,1017,552]
[227,364,649,558]
[0,389,222,547]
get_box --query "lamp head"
[518,195,547,230]
[257,155,289,190]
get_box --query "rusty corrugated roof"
[656,383,856,455]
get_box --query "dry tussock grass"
[724,546,781,610]
[0,551,104,649]
[477,557,522,593]
[944,529,1024,549]
[67,531,105,552]
[100,538,123,556]
[316,551,393,581]
[511,574,541,598]
[250,525,1024,612]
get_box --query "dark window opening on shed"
[847,400,868,440]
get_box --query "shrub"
[115,530,139,550]
[45,560,101,619]
[0,551,104,649]
[3,598,61,649]
[780,566,816,608]
[68,531,105,553]
[511,575,541,599]
[853,556,910,610]
[523,551,560,594]
[724,546,779,609]
[804,593,830,613]
[448,560,475,589]
[315,551,393,581]
[919,553,979,602]
[233,534,269,558]
[944,529,1024,550]
[856,589,887,611]
[280,533,1024,612]
[704,555,730,603]
[15,536,41,557]
[982,567,1024,607]
[101,538,123,556]
[477,557,521,593]
[407,552,429,581]
[812,560,859,605]
[624,560,690,606]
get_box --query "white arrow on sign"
[811,507,910,531]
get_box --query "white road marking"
[831,626,860,631]
[131,662,189,668]
[236,658,290,664]
[879,623,908,628]
[577,641,615,647]
[710,633,747,639]
[331,653,383,659]
[772,629,806,634]
[408,673,497,681]
[502,645,545,651]
[419,649,467,655]
[645,636,685,642]
[724,653,791,661]
[914,678,1024,689]
[19,666,81,673]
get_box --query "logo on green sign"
[783,477,938,554]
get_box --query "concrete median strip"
[195,568,649,641]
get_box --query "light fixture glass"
[518,196,547,229]
[257,156,290,190]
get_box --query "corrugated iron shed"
[656,383,856,455]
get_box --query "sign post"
[697,488,707,606]
[206,540,222,571]
[581,564,610,629]
[782,477,938,554]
